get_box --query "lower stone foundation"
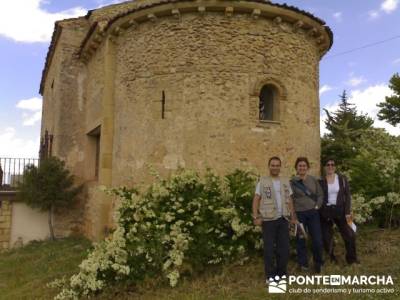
[0,192,14,250]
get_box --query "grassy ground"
[1,227,399,300]
[0,237,92,300]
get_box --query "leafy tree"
[377,73,400,126]
[321,90,373,170]
[349,129,400,196]
[17,156,81,240]
[349,128,400,227]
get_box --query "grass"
[1,227,399,300]
[0,237,92,300]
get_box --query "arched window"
[259,84,276,121]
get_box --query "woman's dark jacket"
[319,174,351,216]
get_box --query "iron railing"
[0,157,39,188]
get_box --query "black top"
[319,173,351,215]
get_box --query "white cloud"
[393,58,400,64]
[320,84,399,136]
[347,76,367,87]
[349,84,399,135]
[319,85,333,95]
[0,0,86,43]
[22,111,42,126]
[16,97,42,111]
[0,127,39,158]
[369,0,399,19]
[16,97,42,126]
[368,10,380,19]
[320,113,329,137]
[333,12,343,22]
[95,0,126,7]
[349,85,389,118]
[381,0,399,13]
[368,10,380,20]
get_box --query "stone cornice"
[39,22,63,95]
[78,0,332,64]
[39,17,88,95]
[40,0,333,95]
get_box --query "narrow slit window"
[94,135,100,179]
[87,126,101,180]
[259,85,276,121]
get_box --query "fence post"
[0,158,39,188]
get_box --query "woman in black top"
[319,158,359,265]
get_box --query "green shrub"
[18,157,81,240]
[51,169,261,299]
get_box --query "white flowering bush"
[351,194,373,224]
[351,192,400,227]
[51,169,262,299]
[370,192,400,228]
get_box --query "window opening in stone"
[259,85,276,121]
[87,126,101,180]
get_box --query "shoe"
[314,264,322,274]
[330,255,338,264]
[348,259,360,265]
[298,265,309,272]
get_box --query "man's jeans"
[296,209,324,268]
[262,217,289,279]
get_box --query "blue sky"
[0,0,399,158]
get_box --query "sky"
[0,0,399,158]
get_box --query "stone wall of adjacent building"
[0,195,12,250]
[40,19,90,238]
[0,192,52,250]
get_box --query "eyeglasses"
[326,163,335,167]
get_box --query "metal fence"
[0,158,39,188]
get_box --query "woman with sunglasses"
[319,158,359,265]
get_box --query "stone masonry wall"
[110,12,321,189]
[0,195,13,250]
[41,20,90,238]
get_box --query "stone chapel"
[39,0,333,239]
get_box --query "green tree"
[349,128,400,227]
[321,90,373,170]
[377,73,400,126]
[17,157,81,240]
[349,128,400,197]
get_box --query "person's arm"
[288,195,298,223]
[343,176,352,222]
[287,182,297,223]
[315,177,324,209]
[252,194,262,226]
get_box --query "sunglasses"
[326,163,335,167]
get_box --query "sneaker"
[330,255,338,264]
[298,265,309,272]
[314,264,322,274]
[348,259,361,265]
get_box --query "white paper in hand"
[349,222,357,233]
